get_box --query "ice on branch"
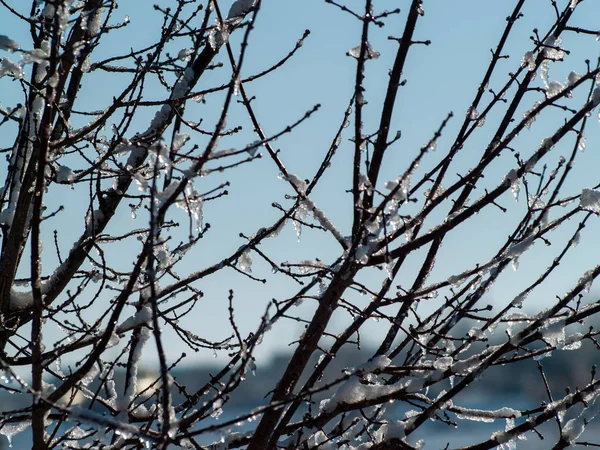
[9,280,51,311]
[546,80,564,97]
[578,267,596,293]
[358,173,373,194]
[175,184,203,231]
[318,357,392,414]
[433,356,453,371]
[540,319,566,347]
[119,306,153,332]
[580,188,600,214]
[300,197,345,244]
[561,392,600,443]
[244,140,262,156]
[238,249,253,273]
[0,57,22,78]
[567,70,582,87]
[542,35,565,60]
[61,426,89,448]
[505,235,535,270]
[209,21,230,50]
[178,48,194,61]
[348,42,380,60]
[456,407,521,423]
[0,35,19,52]
[562,332,583,351]
[385,177,409,202]
[172,67,195,99]
[577,135,586,152]
[356,355,391,373]
[593,87,600,107]
[56,165,75,183]
[452,354,481,376]
[320,374,404,414]
[374,420,411,444]
[86,6,104,37]
[467,106,479,121]
[42,3,55,19]
[84,208,105,234]
[117,325,151,413]
[286,173,307,193]
[521,51,536,71]
[227,0,258,19]
[150,104,172,131]
[0,420,31,447]
[365,213,381,234]
[155,181,180,207]
[80,363,100,387]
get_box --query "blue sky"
[1,0,600,368]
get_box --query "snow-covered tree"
[1,0,600,448]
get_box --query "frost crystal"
[580,188,600,214]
